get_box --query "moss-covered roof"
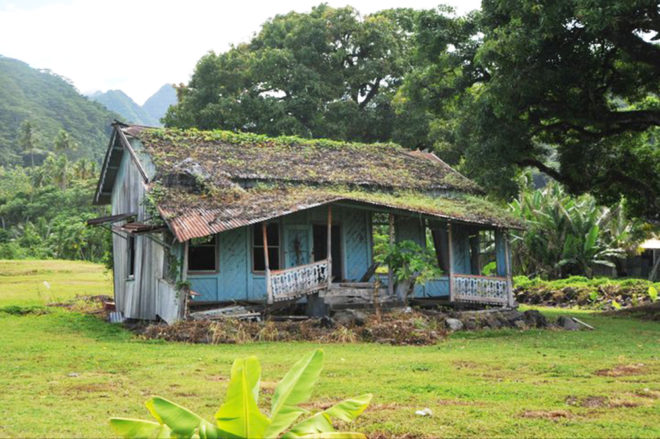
[124,125,482,194]
[113,125,519,241]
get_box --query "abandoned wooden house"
[90,122,522,323]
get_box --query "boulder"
[557,316,581,331]
[522,310,548,328]
[332,309,367,327]
[445,318,464,331]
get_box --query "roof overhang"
[93,122,150,205]
[158,189,522,242]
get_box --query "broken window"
[253,222,280,271]
[127,235,136,278]
[188,235,217,272]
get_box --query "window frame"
[127,234,136,280]
[187,235,219,274]
[251,221,282,273]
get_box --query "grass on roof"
[135,127,482,194]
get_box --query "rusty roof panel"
[159,187,521,242]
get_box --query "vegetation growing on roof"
[154,182,521,241]
[133,127,482,194]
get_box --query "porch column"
[262,222,272,304]
[448,222,454,302]
[182,241,190,319]
[504,230,514,307]
[387,213,395,298]
[327,205,332,287]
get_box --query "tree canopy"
[399,0,659,220]
[165,5,422,143]
[166,2,659,221]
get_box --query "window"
[127,235,136,278]
[253,222,280,271]
[188,235,217,272]
[371,213,392,273]
[425,222,449,272]
[467,230,496,275]
[478,230,496,276]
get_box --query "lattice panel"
[271,260,329,301]
[453,275,508,304]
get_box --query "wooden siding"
[111,150,179,321]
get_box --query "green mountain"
[89,84,177,128]
[0,55,118,165]
[89,89,157,126]
[142,84,177,124]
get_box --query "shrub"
[110,349,372,438]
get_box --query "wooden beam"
[448,222,454,303]
[388,213,394,298]
[263,222,273,304]
[327,205,333,287]
[116,127,149,183]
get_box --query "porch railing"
[452,274,509,305]
[270,259,330,302]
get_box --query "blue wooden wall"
[188,204,372,302]
[186,204,507,303]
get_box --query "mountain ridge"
[0,55,119,165]
[88,84,176,127]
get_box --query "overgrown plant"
[381,240,442,303]
[509,177,637,279]
[109,349,372,438]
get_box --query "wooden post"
[182,241,189,319]
[262,222,272,304]
[387,213,395,298]
[327,205,332,287]
[448,222,454,303]
[504,230,514,307]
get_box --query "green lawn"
[0,260,658,438]
[0,259,111,305]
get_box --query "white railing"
[452,274,509,305]
[270,259,330,302]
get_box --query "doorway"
[313,224,342,281]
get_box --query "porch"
[185,201,515,310]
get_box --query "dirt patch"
[452,360,480,369]
[594,363,647,377]
[634,388,660,399]
[367,432,426,439]
[521,410,571,420]
[65,383,115,394]
[580,396,609,408]
[436,399,484,406]
[565,395,644,409]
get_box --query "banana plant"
[110,349,372,439]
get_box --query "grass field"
[0,260,658,438]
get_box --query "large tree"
[401,0,659,221]
[164,5,421,143]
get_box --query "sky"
[0,0,481,104]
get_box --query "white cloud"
[0,0,480,104]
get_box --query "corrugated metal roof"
[159,187,521,242]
